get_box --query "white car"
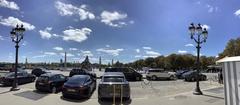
[146,69,176,80]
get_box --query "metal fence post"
[113,85,115,105]
[121,84,123,104]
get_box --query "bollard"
[120,84,123,105]
[113,85,115,105]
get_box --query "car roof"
[40,73,60,77]
[103,72,125,77]
[71,75,90,79]
[149,68,164,70]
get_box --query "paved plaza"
[0,70,224,105]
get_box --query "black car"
[69,68,96,80]
[62,75,96,99]
[35,73,67,93]
[31,68,50,77]
[183,71,207,82]
[1,71,36,86]
[105,67,142,81]
[176,70,189,79]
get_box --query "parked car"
[1,71,36,86]
[146,69,176,80]
[35,73,67,93]
[98,72,130,101]
[62,75,96,99]
[69,68,96,80]
[183,71,207,82]
[176,70,189,79]
[105,67,142,81]
[31,68,50,77]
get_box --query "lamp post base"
[10,87,20,91]
[193,88,203,95]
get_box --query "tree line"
[123,54,216,71]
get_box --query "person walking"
[220,70,223,84]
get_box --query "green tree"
[219,38,240,58]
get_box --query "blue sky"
[0,0,240,64]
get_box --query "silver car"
[98,72,130,100]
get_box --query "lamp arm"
[192,36,198,43]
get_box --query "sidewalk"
[131,87,224,105]
[0,86,224,105]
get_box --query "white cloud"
[106,45,110,48]
[55,1,95,20]
[53,47,63,51]
[39,27,60,39]
[81,50,93,57]
[97,48,124,56]
[129,20,134,24]
[201,24,210,30]
[234,9,240,17]
[145,51,161,57]
[178,50,188,54]
[143,55,158,58]
[196,1,201,5]
[62,27,92,43]
[0,0,19,10]
[0,35,4,40]
[60,52,74,57]
[44,52,57,56]
[143,46,152,50]
[32,55,46,58]
[69,48,78,51]
[39,27,52,39]
[100,11,128,27]
[136,49,140,53]
[185,43,194,47]
[22,41,27,46]
[206,4,218,13]
[135,55,142,58]
[0,16,35,30]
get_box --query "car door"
[58,74,66,86]
[124,68,134,80]
[89,78,95,92]
[54,75,62,88]
[50,75,58,87]
[17,72,25,84]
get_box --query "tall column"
[64,52,67,69]
[99,56,102,71]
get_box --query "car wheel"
[98,97,103,101]
[136,77,140,81]
[169,75,174,80]
[51,87,57,93]
[191,78,195,82]
[31,78,35,82]
[124,96,130,101]
[151,75,157,80]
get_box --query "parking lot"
[0,70,223,105]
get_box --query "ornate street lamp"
[188,23,208,95]
[10,24,25,91]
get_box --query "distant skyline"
[0,0,240,64]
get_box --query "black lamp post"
[10,24,25,91]
[188,23,208,95]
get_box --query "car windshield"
[103,76,124,82]
[67,76,86,84]
[73,69,86,73]
[185,71,195,74]
[38,76,49,81]
[5,72,14,77]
